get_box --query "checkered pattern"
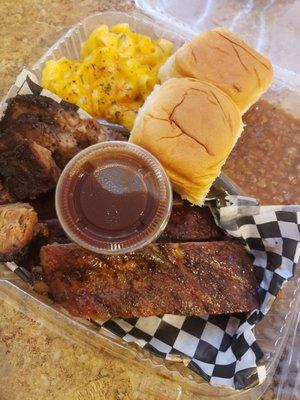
[91,197,299,390]
[92,313,266,388]
[5,69,300,390]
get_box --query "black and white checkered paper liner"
[92,197,299,390]
[3,69,300,390]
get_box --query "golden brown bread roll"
[130,78,243,205]
[159,27,273,113]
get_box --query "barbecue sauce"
[67,155,159,240]
[56,142,172,254]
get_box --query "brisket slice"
[0,203,39,263]
[40,242,259,319]
[0,140,60,200]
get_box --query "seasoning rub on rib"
[40,241,259,319]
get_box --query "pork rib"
[40,242,259,319]
[158,200,222,242]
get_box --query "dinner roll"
[130,78,243,205]
[159,27,273,113]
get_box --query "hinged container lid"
[135,0,300,77]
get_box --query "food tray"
[1,6,299,400]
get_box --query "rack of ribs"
[40,241,259,319]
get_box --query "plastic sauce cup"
[55,141,172,254]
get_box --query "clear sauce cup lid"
[55,141,172,254]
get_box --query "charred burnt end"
[0,141,60,200]
[29,191,57,220]
[0,178,15,205]
[0,94,122,202]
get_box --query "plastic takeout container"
[56,141,172,254]
[0,2,300,399]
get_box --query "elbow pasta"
[41,23,173,129]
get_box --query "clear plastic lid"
[135,0,300,77]
[55,141,172,254]
[3,4,299,399]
